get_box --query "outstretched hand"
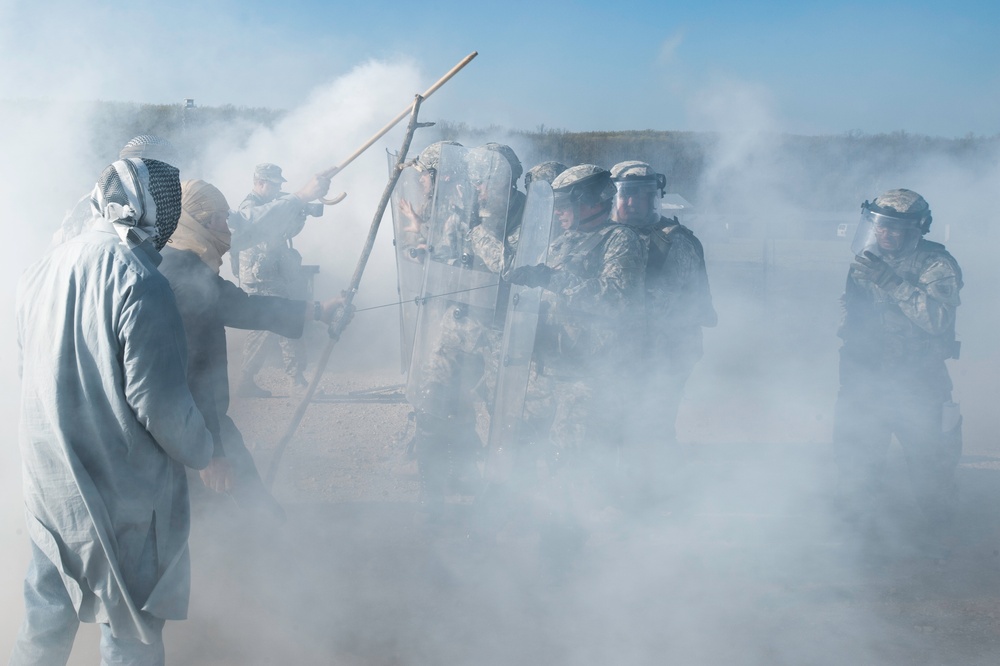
[295,173,333,202]
[200,457,233,494]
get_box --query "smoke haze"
[2,28,1000,666]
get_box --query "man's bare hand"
[200,457,234,494]
[399,199,422,232]
[315,295,353,325]
[295,174,333,202]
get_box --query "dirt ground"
[44,245,1000,665]
[146,352,1000,666]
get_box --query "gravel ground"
[146,355,1000,666]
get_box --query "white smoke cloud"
[0,53,434,661]
[2,6,999,660]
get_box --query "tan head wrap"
[171,179,232,272]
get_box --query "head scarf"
[169,180,232,273]
[119,134,180,166]
[90,158,181,250]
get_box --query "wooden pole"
[264,95,429,490]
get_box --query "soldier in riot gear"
[610,160,716,480]
[405,144,521,511]
[509,164,646,486]
[835,189,963,528]
[390,141,464,372]
[523,161,568,190]
[397,141,463,250]
[461,142,526,278]
[229,163,332,397]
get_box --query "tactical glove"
[509,264,555,289]
[852,251,903,290]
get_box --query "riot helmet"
[550,164,617,231]
[610,160,666,226]
[524,161,568,189]
[414,140,463,175]
[464,145,514,233]
[851,188,931,257]
[478,142,523,186]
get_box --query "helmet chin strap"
[574,201,611,231]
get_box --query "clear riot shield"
[387,150,434,372]
[405,144,512,412]
[485,180,555,480]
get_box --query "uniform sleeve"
[468,225,507,275]
[548,227,647,316]
[657,231,717,328]
[887,256,962,336]
[120,278,214,470]
[230,194,307,251]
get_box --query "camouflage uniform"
[536,222,647,462]
[633,216,716,450]
[468,189,526,277]
[834,204,963,523]
[408,145,523,503]
[230,184,311,385]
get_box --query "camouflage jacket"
[229,191,307,290]
[639,216,717,345]
[840,238,962,363]
[538,222,647,376]
[468,189,526,277]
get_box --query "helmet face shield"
[613,179,660,225]
[852,203,921,256]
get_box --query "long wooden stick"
[318,51,477,183]
[264,96,429,490]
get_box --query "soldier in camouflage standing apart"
[835,189,963,531]
[229,163,332,397]
[609,161,716,490]
[509,164,646,508]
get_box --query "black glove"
[509,264,555,289]
[852,251,903,290]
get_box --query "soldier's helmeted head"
[414,141,463,196]
[610,160,667,227]
[465,146,515,210]
[551,164,617,231]
[524,161,568,189]
[478,142,522,189]
[415,141,463,175]
[853,188,932,257]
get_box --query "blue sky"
[1,0,997,137]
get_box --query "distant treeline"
[432,121,1000,212]
[9,100,997,213]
